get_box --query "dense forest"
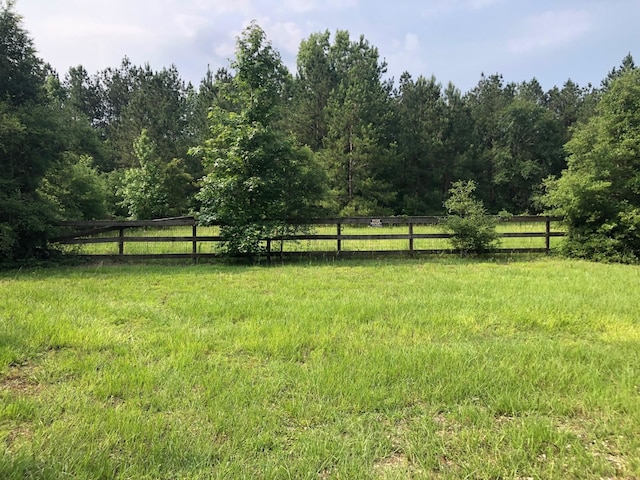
[2,3,640,262]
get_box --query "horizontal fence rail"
[52,216,565,261]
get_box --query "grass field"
[1,256,639,479]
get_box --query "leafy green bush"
[118,130,194,219]
[38,153,107,221]
[443,180,500,254]
[542,69,640,263]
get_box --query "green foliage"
[443,180,500,253]
[3,9,637,261]
[0,0,44,104]
[196,110,326,254]
[492,99,564,213]
[195,23,327,255]
[38,154,107,221]
[118,130,193,219]
[0,188,56,261]
[1,5,110,259]
[101,170,128,218]
[543,69,640,263]
[465,75,571,213]
[547,79,599,132]
[391,74,446,213]
[390,75,481,214]
[316,30,395,215]
[41,70,110,217]
[118,130,167,219]
[0,2,60,261]
[288,30,334,151]
[91,60,193,172]
[188,66,235,158]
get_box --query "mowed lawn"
[1,257,639,479]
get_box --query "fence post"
[192,223,197,263]
[266,238,271,263]
[409,223,414,254]
[118,227,124,256]
[545,217,551,252]
[337,222,342,253]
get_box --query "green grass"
[1,257,639,478]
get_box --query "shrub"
[443,180,500,254]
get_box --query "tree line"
[2,1,640,262]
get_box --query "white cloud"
[421,1,456,17]
[214,42,237,59]
[279,0,320,13]
[508,10,593,54]
[466,0,503,10]
[404,33,420,53]
[279,0,359,13]
[422,0,502,17]
[16,0,640,93]
[157,0,253,15]
[38,16,155,43]
[268,21,305,55]
[386,32,426,79]
[173,14,211,39]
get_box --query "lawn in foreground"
[1,257,639,479]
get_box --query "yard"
[1,257,639,478]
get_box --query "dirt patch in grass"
[556,418,631,477]
[375,452,409,467]
[0,362,43,396]
[3,425,34,454]
[591,439,629,478]
[433,412,462,435]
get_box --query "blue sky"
[17,0,639,93]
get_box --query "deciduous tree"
[195,23,327,255]
[543,69,640,262]
[118,129,193,219]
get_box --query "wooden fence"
[51,216,565,262]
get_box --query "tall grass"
[1,257,638,478]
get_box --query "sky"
[16,0,640,93]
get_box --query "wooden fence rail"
[51,216,565,261]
